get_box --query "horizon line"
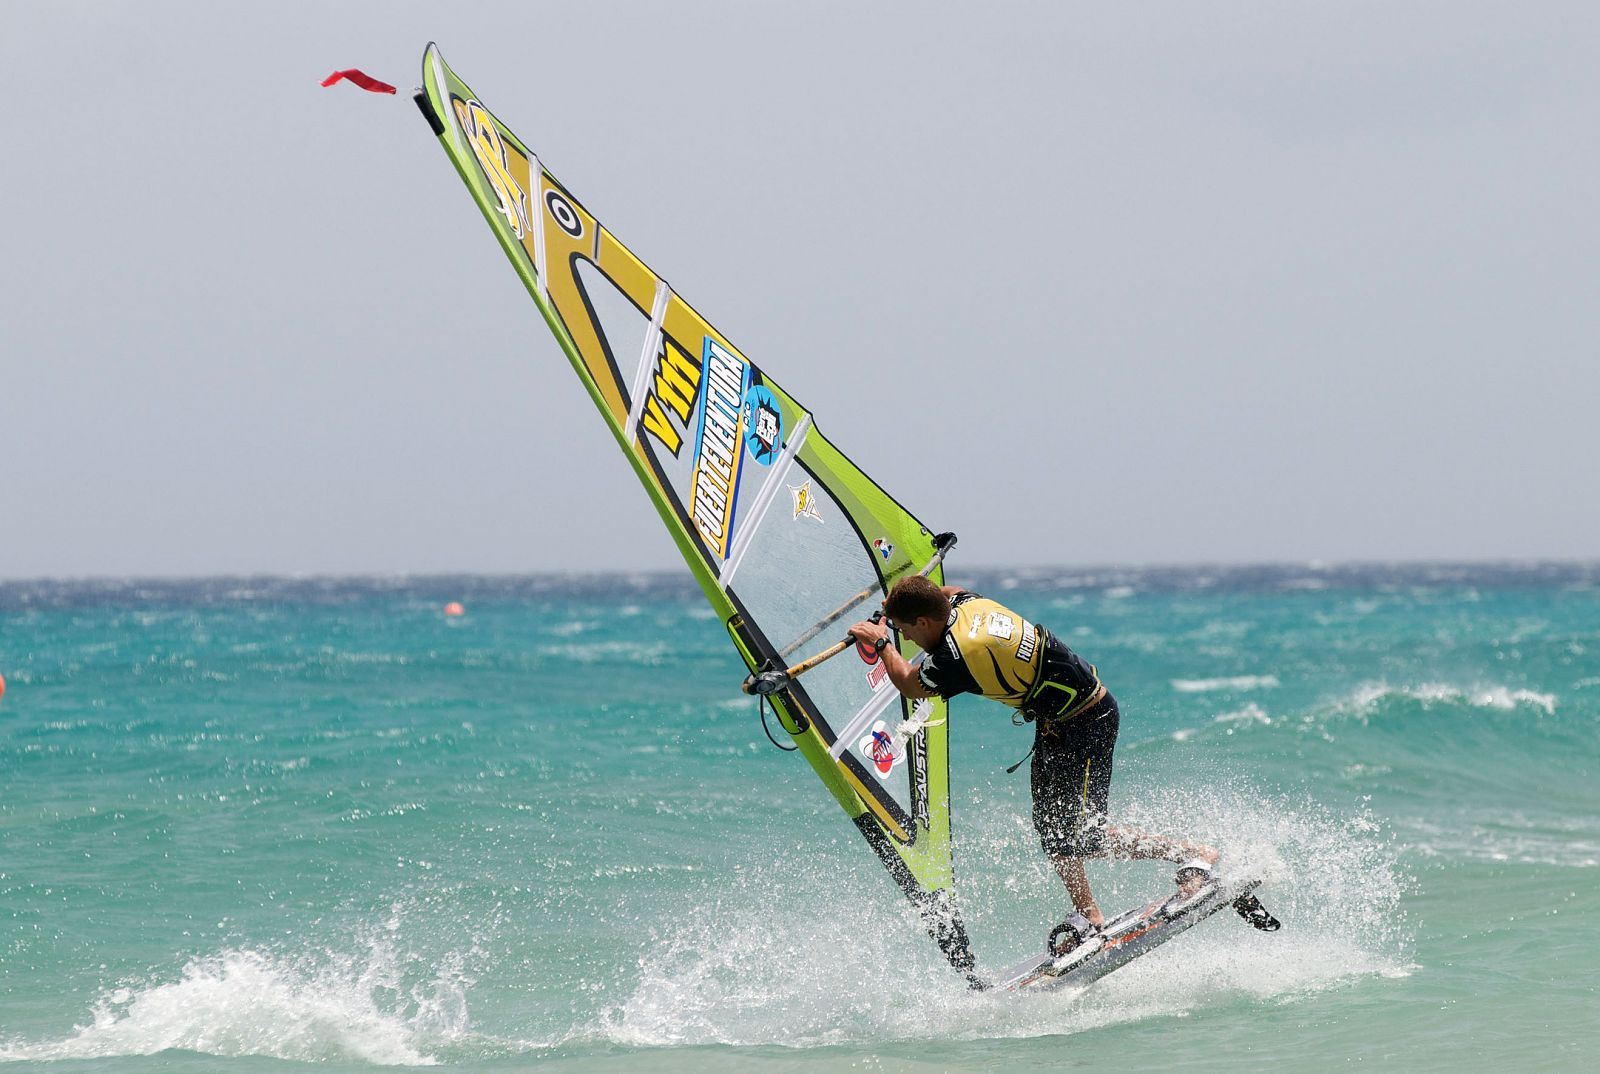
[4,556,1598,587]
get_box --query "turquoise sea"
[2,565,1596,1072]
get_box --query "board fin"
[1232,891,1282,931]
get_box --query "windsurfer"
[848,576,1217,933]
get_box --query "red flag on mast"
[320,69,396,94]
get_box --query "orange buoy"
[443,602,465,617]
[0,671,6,701]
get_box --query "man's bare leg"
[1051,827,1220,914]
[1050,854,1105,927]
[1098,826,1218,868]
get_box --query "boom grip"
[744,670,791,696]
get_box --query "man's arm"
[847,620,936,700]
[879,642,936,699]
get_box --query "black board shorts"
[1030,690,1120,858]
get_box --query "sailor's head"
[884,576,949,648]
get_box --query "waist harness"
[1016,627,1104,726]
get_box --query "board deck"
[998,876,1264,993]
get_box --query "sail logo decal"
[911,733,930,826]
[866,660,889,690]
[689,338,751,558]
[857,636,889,690]
[639,339,702,456]
[789,480,824,523]
[859,720,905,777]
[544,190,583,237]
[456,99,530,240]
[742,384,783,464]
[873,537,894,561]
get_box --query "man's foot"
[1173,850,1219,899]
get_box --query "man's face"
[892,613,943,651]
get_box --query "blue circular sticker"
[742,384,784,465]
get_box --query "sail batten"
[627,280,673,447]
[720,413,811,586]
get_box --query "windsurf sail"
[413,44,974,973]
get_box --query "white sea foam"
[1172,678,1560,746]
[1399,813,1600,868]
[1344,681,1556,715]
[1216,702,1276,727]
[1173,703,1277,742]
[605,779,1408,1048]
[0,943,473,1065]
[535,639,671,664]
[1171,675,1281,693]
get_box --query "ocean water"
[1,565,1596,1073]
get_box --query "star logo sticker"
[789,480,824,523]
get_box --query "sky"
[3,1,1596,578]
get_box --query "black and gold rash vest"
[918,592,1101,718]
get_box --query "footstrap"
[1047,912,1099,957]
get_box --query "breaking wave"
[0,942,476,1066]
[1170,675,1281,693]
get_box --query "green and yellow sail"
[414,44,973,973]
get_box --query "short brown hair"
[884,576,949,625]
